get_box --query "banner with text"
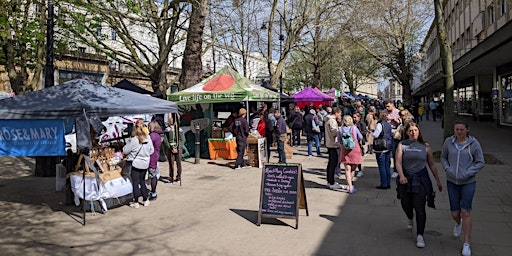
[0,119,66,156]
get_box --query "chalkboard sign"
[257,163,308,229]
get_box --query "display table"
[208,138,237,160]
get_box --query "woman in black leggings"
[395,122,442,249]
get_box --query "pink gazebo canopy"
[292,87,334,108]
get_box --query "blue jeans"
[447,181,476,211]
[277,138,286,163]
[375,151,391,187]
[307,134,321,155]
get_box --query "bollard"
[195,124,200,164]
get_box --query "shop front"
[498,70,512,126]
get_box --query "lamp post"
[44,0,54,88]
[261,19,285,109]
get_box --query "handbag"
[373,138,388,151]
[158,148,167,162]
[122,142,144,175]
[312,117,321,134]
[121,160,133,176]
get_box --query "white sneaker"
[462,243,471,256]
[130,202,140,209]
[329,182,344,190]
[416,234,425,248]
[356,171,364,178]
[143,200,150,207]
[407,219,413,229]
[453,224,462,237]
[391,172,398,178]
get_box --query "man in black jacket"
[231,108,250,169]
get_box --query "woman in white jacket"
[123,126,154,208]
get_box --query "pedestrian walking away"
[338,115,363,194]
[371,111,392,189]
[395,122,443,249]
[147,121,163,201]
[440,119,484,256]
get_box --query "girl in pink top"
[338,115,363,194]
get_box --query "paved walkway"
[0,118,511,255]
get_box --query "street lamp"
[44,0,55,88]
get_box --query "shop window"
[111,28,117,40]
[499,0,506,16]
[501,74,512,124]
[487,4,495,25]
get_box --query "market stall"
[0,79,178,224]
[168,66,279,162]
[293,87,335,109]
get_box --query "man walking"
[429,99,438,121]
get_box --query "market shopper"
[124,126,154,208]
[147,121,163,200]
[353,112,367,177]
[325,107,343,190]
[305,109,322,157]
[440,120,484,256]
[162,115,183,183]
[395,122,443,249]
[290,106,303,146]
[231,108,250,169]
[383,100,402,178]
[338,115,363,194]
[274,109,287,163]
[371,111,393,189]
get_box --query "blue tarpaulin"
[0,119,66,156]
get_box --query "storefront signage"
[0,119,66,156]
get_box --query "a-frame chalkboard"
[257,163,308,229]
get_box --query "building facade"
[413,0,512,126]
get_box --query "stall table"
[208,138,237,160]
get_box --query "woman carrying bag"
[123,125,154,208]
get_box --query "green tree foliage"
[346,0,430,105]
[0,0,46,94]
[57,0,188,96]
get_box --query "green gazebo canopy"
[168,66,279,105]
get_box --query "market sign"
[0,119,66,156]
[168,66,279,105]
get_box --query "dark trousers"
[166,148,182,181]
[326,148,339,185]
[320,126,325,145]
[235,140,247,168]
[398,183,427,235]
[265,135,273,162]
[131,167,149,202]
[292,128,301,145]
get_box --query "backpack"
[341,126,356,150]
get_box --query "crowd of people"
[237,98,482,255]
[122,115,185,208]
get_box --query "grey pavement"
[0,118,511,255]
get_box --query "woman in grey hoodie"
[440,119,484,256]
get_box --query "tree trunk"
[434,0,455,139]
[180,0,208,89]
